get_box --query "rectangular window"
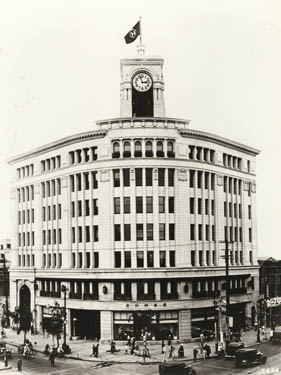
[146,196,153,213]
[160,251,166,267]
[205,224,209,241]
[84,173,89,190]
[124,251,131,268]
[113,169,120,187]
[147,223,153,241]
[198,224,202,241]
[169,250,175,267]
[168,197,174,213]
[85,226,90,242]
[58,228,62,244]
[249,251,253,264]
[78,226,82,243]
[224,226,228,241]
[158,168,165,186]
[92,171,98,189]
[124,197,130,214]
[239,204,242,219]
[93,199,98,215]
[48,230,51,244]
[146,168,153,186]
[93,225,99,242]
[211,174,215,190]
[239,227,243,242]
[76,174,81,191]
[159,223,166,240]
[190,224,195,240]
[114,224,121,241]
[94,252,99,268]
[47,206,51,221]
[211,200,215,215]
[189,170,195,188]
[147,251,154,267]
[168,169,174,187]
[199,251,203,266]
[169,224,175,240]
[136,224,143,241]
[43,207,46,221]
[205,199,209,215]
[115,252,121,268]
[206,251,210,266]
[114,197,120,214]
[224,202,227,217]
[248,205,251,220]
[229,202,232,217]
[159,196,165,213]
[136,197,143,213]
[197,171,202,188]
[234,203,237,218]
[223,176,227,193]
[86,252,90,268]
[53,229,56,244]
[123,168,130,187]
[135,168,142,186]
[124,224,131,241]
[77,201,82,217]
[205,172,209,189]
[85,199,90,216]
[190,197,194,214]
[137,251,144,267]
[191,250,195,266]
[249,228,252,242]
[198,198,202,214]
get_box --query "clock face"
[132,72,153,92]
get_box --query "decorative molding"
[61,177,68,188]
[251,183,256,193]
[217,175,223,186]
[179,129,260,156]
[178,168,187,181]
[130,168,135,181]
[100,170,109,182]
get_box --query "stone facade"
[8,46,260,341]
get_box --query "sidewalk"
[4,328,268,364]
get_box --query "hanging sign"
[267,297,281,308]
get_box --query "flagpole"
[139,16,142,44]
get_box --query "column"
[100,311,113,342]
[179,309,191,341]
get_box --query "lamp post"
[61,285,67,348]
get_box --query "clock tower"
[120,44,166,118]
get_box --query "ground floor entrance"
[71,309,100,340]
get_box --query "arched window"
[145,141,153,157]
[134,141,142,157]
[167,141,175,158]
[112,142,120,158]
[156,141,164,157]
[123,141,131,158]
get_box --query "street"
[1,341,281,375]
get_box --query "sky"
[0,0,280,258]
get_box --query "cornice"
[7,130,107,165]
[179,129,260,156]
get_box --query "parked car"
[234,348,267,368]
[191,327,214,339]
[225,342,244,357]
[159,362,196,375]
[272,330,281,344]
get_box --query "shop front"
[113,310,179,340]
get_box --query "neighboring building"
[258,257,281,325]
[8,44,260,341]
[0,239,11,322]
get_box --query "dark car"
[272,331,281,344]
[225,342,244,357]
[159,362,196,375]
[234,348,267,368]
[191,327,214,339]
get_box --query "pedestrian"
[200,331,204,347]
[167,334,172,346]
[178,343,184,358]
[130,337,135,355]
[17,356,22,372]
[43,329,45,338]
[161,339,165,354]
[95,343,99,358]
[254,322,258,332]
[30,324,34,336]
[4,353,8,367]
[162,344,167,362]
[169,345,175,359]
[204,343,211,358]
[193,346,198,362]
[49,350,55,367]
[142,343,147,363]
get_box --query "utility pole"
[220,239,232,344]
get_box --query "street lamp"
[61,285,71,353]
